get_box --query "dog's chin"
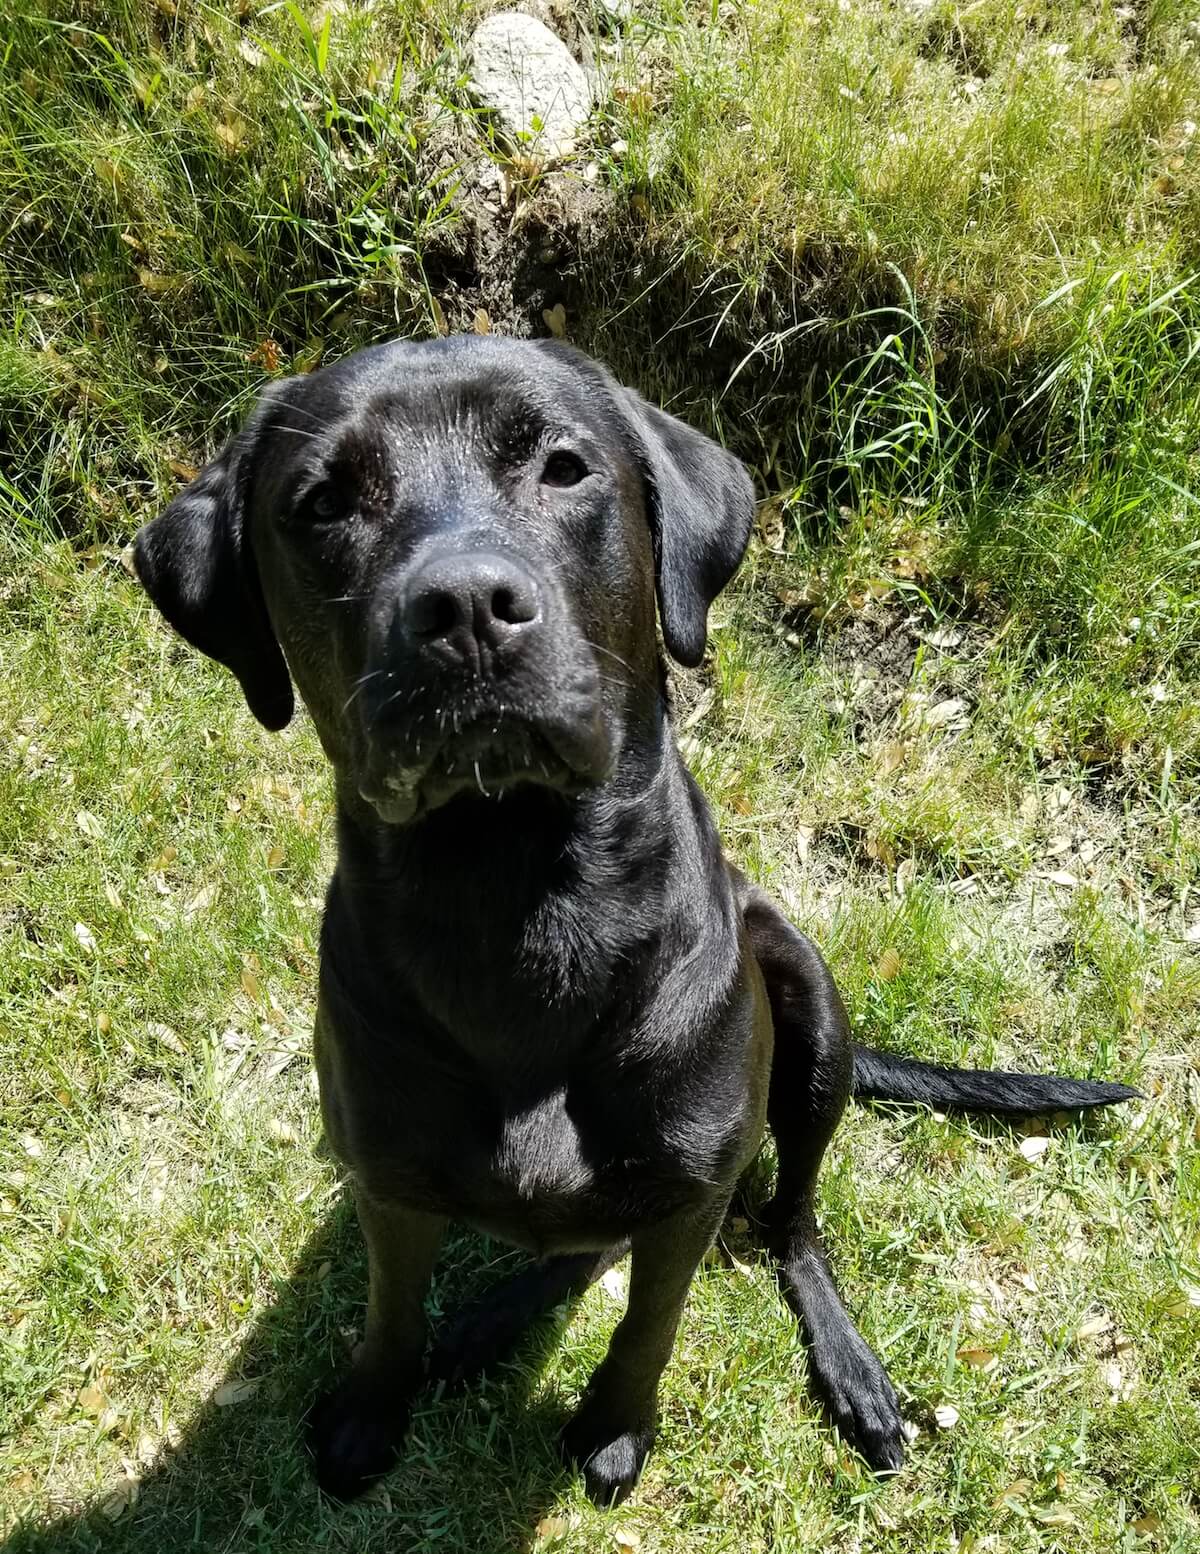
[358,716,613,826]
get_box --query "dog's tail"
[851,1044,1140,1116]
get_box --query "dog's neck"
[321,710,740,1063]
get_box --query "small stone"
[601,1267,628,1302]
[214,1378,261,1407]
[469,13,592,160]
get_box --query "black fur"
[134,334,1137,1507]
[134,399,294,731]
[851,1046,1138,1114]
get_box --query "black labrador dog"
[134,335,1136,1507]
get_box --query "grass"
[2,1,1199,1551]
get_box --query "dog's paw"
[426,1313,501,1391]
[306,1378,412,1501]
[427,1284,536,1390]
[810,1334,906,1473]
[560,1398,654,1507]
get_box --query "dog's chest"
[334,1056,707,1252]
[490,1091,594,1202]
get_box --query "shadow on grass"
[3,1106,1136,1553]
[4,1196,591,1554]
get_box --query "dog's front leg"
[308,1192,446,1500]
[560,1201,726,1506]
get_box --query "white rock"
[469,12,591,159]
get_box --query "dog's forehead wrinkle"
[367,370,593,453]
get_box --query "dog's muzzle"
[355,550,615,824]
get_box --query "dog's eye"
[541,451,588,489]
[301,485,345,523]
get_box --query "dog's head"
[135,336,754,824]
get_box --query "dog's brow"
[367,379,584,450]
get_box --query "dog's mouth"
[358,703,612,825]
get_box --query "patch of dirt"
[419,147,622,340]
[821,603,926,725]
[831,602,925,679]
[781,594,994,736]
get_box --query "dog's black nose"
[401,551,541,669]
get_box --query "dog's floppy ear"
[619,390,756,667]
[134,404,294,731]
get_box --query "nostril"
[491,585,536,626]
[402,553,541,657]
[410,589,461,640]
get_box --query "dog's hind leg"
[742,884,907,1472]
[428,1243,629,1388]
